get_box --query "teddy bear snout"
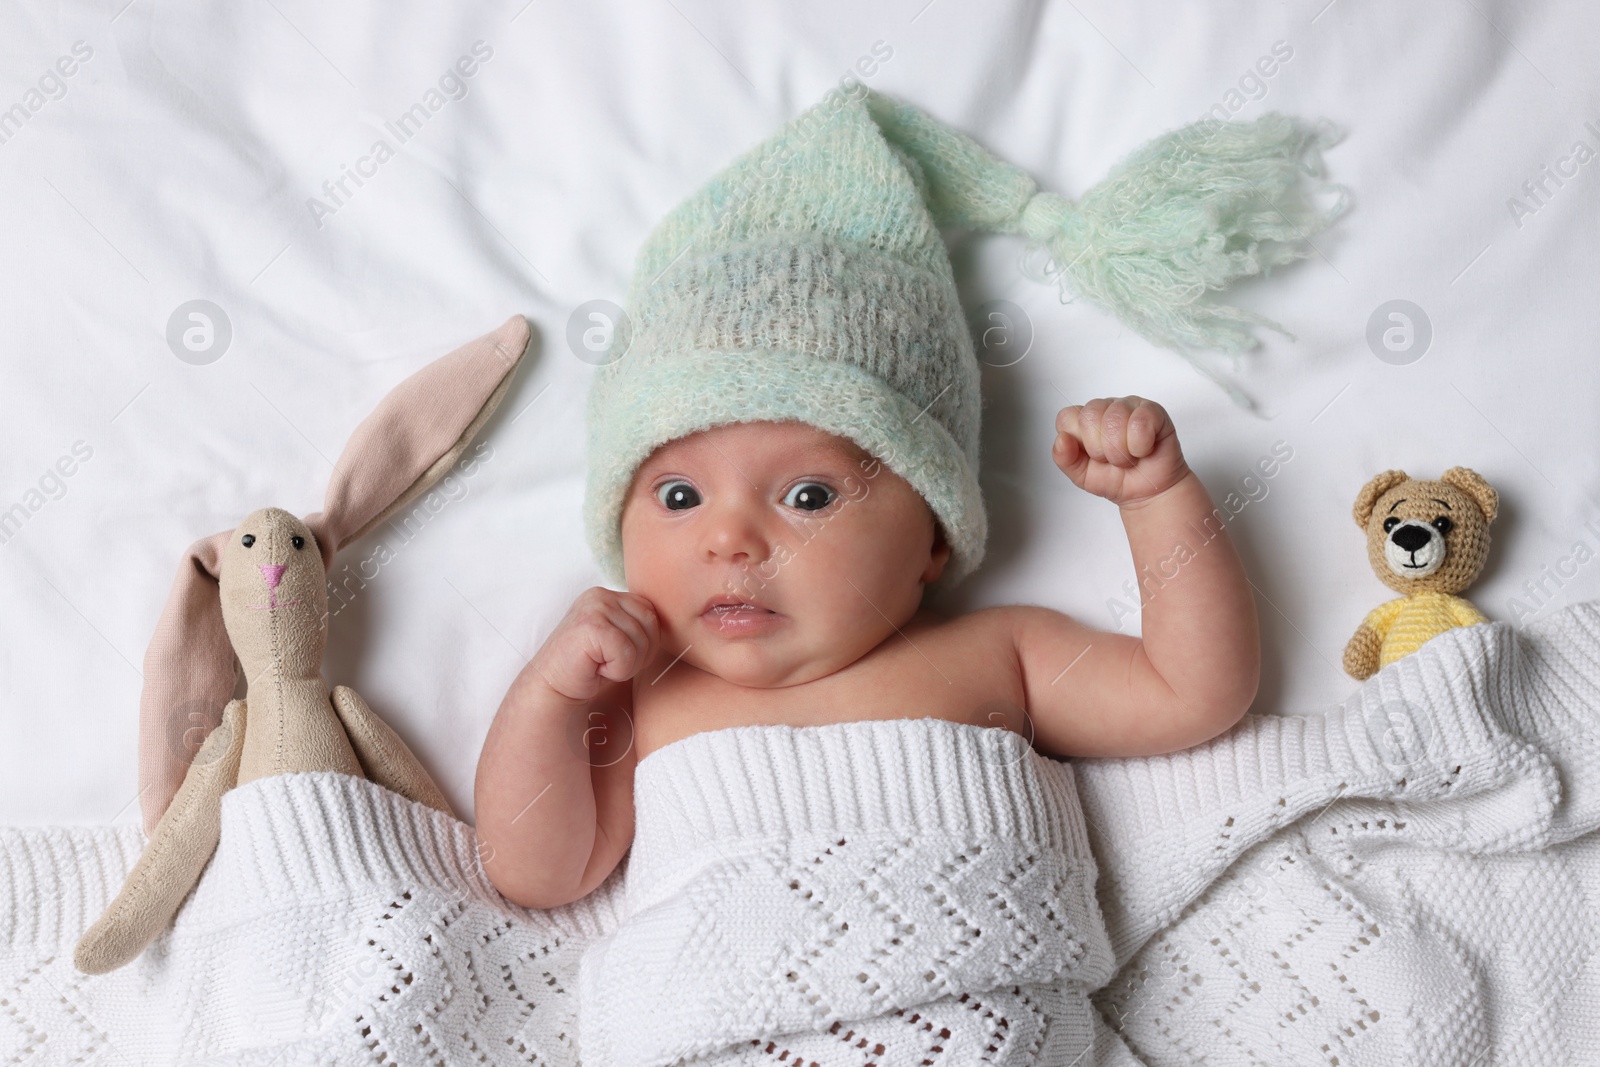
[1384,519,1445,578]
[1390,524,1433,553]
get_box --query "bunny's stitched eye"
[291,535,305,550]
[241,534,256,547]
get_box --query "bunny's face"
[218,507,329,681]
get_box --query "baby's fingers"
[1069,396,1165,467]
[1052,427,1086,478]
[1094,397,1147,467]
[595,608,655,681]
[612,593,661,652]
[1060,399,1116,462]
[1122,397,1171,459]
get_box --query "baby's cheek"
[620,544,679,613]
[803,519,919,620]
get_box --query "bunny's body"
[72,318,529,975]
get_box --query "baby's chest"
[631,622,1027,761]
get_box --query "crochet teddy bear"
[1342,467,1498,680]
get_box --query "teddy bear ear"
[1352,469,1410,528]
[1440,466,1498,524]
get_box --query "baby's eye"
[783,482,834,511]
[657,481,701,511]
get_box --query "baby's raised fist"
[531,587,661,703]
[1052,395,1191,508]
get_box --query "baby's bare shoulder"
[905,604,1091,688]
[914,602,1086,645]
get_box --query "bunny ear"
[304,315,531,565]
[137,528,235,838]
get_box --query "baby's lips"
[700,592,778,615]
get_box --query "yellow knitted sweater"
[1363,591,1488,667]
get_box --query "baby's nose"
[703,513,767,563]
[258,564,287,590]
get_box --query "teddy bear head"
[1350,470,1497,598]
[1352,467,1497,595]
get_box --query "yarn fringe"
[1020,113,1350,362]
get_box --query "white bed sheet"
[2,0,1597,826]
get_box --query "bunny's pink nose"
[258,564,287,590]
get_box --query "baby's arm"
[1014,396,1260,758]
[473,588,655,910]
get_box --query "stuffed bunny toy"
[72,315,531,975]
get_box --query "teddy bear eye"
[291,535,305,549]
[1382,517,1399,533]
[241,534,255,547]
[1430,516,1453,535]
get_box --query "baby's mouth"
[700,596,782,635]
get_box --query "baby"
[467,77,1337,1062]
[475,396,1260,910]
[468,83,1334,932]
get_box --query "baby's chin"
[685,639,843,690]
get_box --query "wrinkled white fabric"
[7,1,1598,834]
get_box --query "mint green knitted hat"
[584,86,1346,589]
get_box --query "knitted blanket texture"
[4,602,1599,1065]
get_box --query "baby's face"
[620,420,949,688]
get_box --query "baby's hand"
[1053,395,1192,508]
[530,587,660,702]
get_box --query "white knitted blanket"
[4,601,1599,1065]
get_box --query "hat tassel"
[1016,113,1350,357]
